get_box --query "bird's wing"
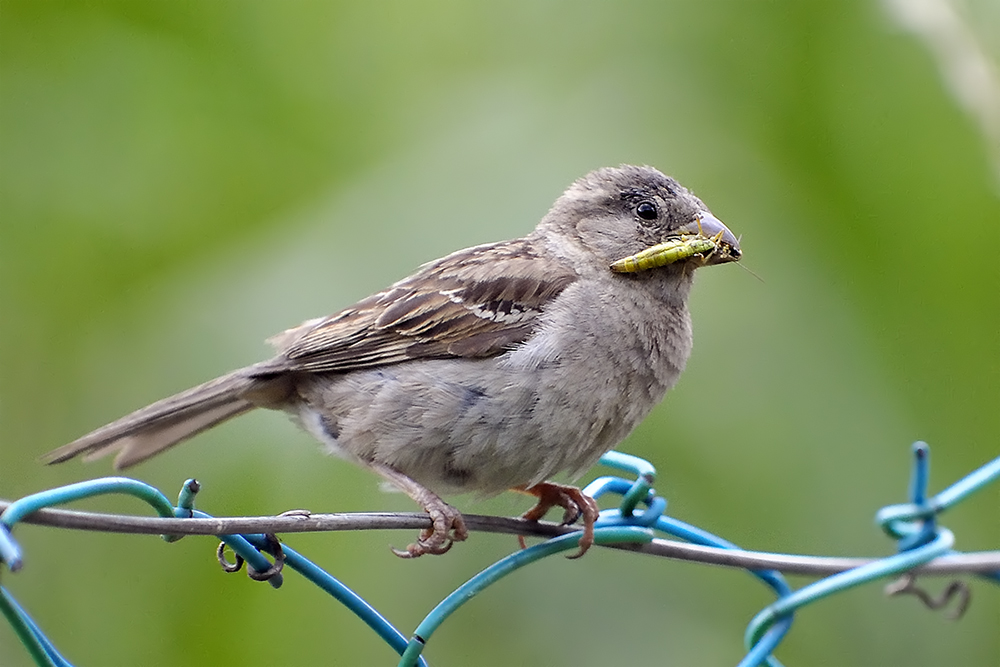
[257,238,578,375]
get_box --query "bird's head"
[539,165,741,276]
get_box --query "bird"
[43,165,741,558]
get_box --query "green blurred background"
[2,1,999,665]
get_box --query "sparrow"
[43,165,741,558]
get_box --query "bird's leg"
[368,461,468,558]
[515,482,599,558]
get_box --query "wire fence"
[2,443,999,667]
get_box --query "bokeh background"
[2,1,999,665]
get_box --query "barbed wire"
[2,444,999,667]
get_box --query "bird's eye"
[636,201,658,221]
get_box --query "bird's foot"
[391,500,468,558]
[516,482,599,558]
[367,461,468,558]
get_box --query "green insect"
[609,235,718,273]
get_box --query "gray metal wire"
[2,500,998,575]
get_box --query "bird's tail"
[41,370,277,469]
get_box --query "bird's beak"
[673,211,741,265]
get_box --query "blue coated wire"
[170,481,286,588]
[599,450,657,480]
[933,453,1000,509]
[0,524,21,571]
[0,478,176,526]
[0,478,185,667]
[173,478,424,666]
[175,478,200,512]
[584,476,666,526]
[597,451,657,516]
[238,533,427,667]
[589,458,792,667]
[0,477,177,571]
[875,444,1000,584]
[1,585,70,667]
[898,442,936,552]
[397,526,654,667]
[744,528,955,651]
[736,619,792,667]
[651,514,791,667]
[878,452,1000,535]
[910,442,930,506]
[582,475,634,501]
[654,514,793,599]
[170,480,426,665]
[183,510,285,589]
[740,441,1000,664]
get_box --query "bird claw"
[391,500,468,559]
[516,482,599,558]
[367,461,468,558]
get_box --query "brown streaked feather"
[258,238,578,375]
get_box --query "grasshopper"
[610,235,719,273]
